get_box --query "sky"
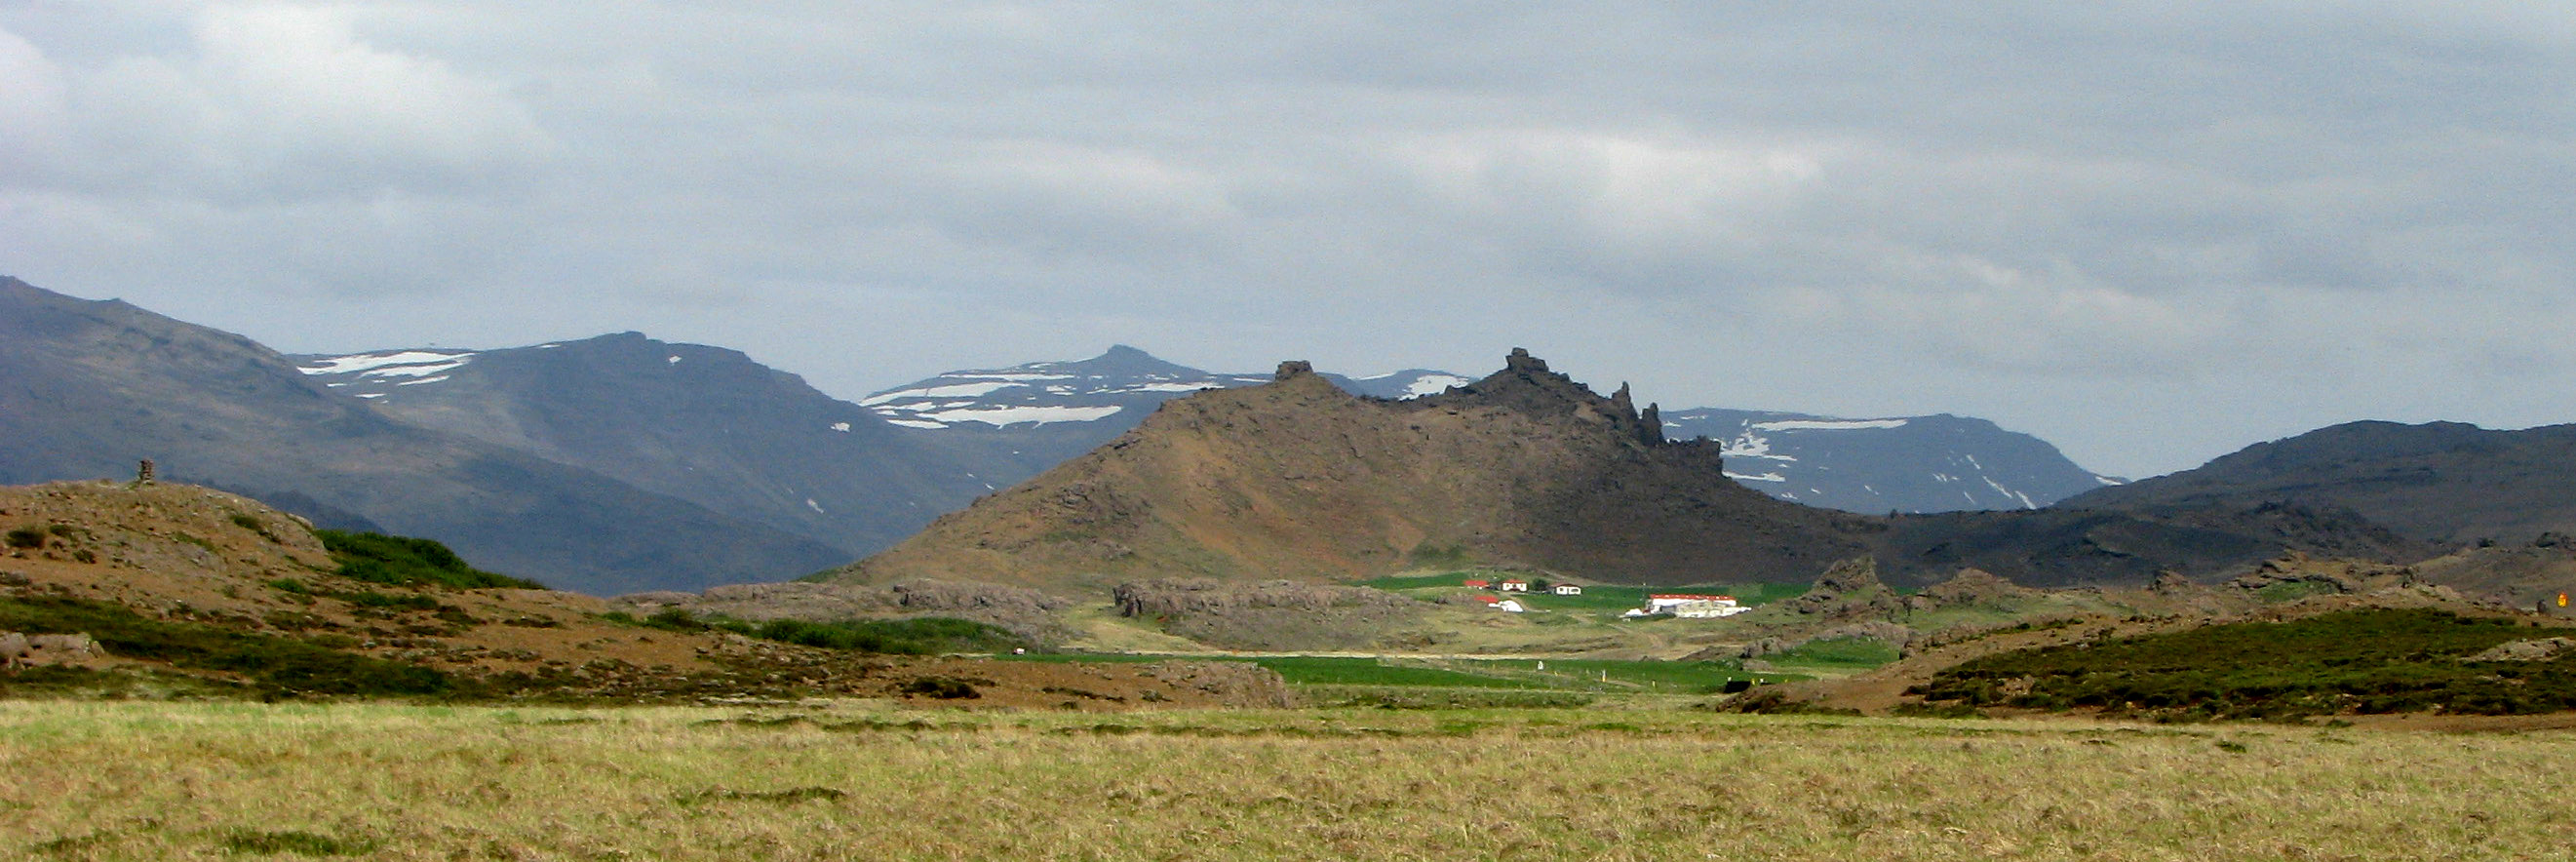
[4,2,2573,479]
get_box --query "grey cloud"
[4,2,2574,478]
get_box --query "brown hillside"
[831,350,1874,594]
[0,481,1286,709]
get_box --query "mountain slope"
[0,277,845,594]
[2063,420,2576,543]
[296,333,989,557]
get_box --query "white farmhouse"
[1551,585,1583,596]
[1622,594,1749,619]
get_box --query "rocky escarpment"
[1112,579,1432,651]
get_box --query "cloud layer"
[5,2,2572,477]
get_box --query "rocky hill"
[295,333,993,558]
[828,350,2416,596]
[0,277,844,594]
[830,350,1872,593]
[871,346,2124,516]
[2063,420,2576,543]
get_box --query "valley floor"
[5,701,2572,861]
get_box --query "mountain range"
[293,332,991,558]
[290,316,2131,590]
[16,273,2570,599]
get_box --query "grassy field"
[6,700,2575,860]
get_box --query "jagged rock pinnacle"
[1273,360,1314,381]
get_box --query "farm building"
[1623,594,1749,619]
[1470,595,1528,613]
[1499,580,1530,592]
[1551,585,1583,596]
[1463,579,1491,589]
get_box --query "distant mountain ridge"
[0,277,846,594]
[1660,409,2125,513]
[293,332,994,558]
[2065,420,2576,543]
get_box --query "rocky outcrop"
[0,632,96,667]
[2468,638,2576,662]
[1918,568,2034,605]
[1738,620,1917,660]
[614,579,1076,643]
[2225,552,2418,598]
[1780,558,1907,620]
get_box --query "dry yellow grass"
[4,701,2573,860]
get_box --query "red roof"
[1473,595,1501,604]
[1463,579,1491,587]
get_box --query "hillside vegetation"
[0,481,1292,709]
[1913,607,2576,720]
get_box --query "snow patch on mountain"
[913,405,1126,426]
[300,350,476,377]
[1353,372,1471,398]
[860,380,1028,405]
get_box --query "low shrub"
[338,591,442,611]
[899,677,981,699]
[316,529,545,590]
[750,617,1028,655]
[219,829,376,856]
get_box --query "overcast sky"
[6,2,2573,478]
